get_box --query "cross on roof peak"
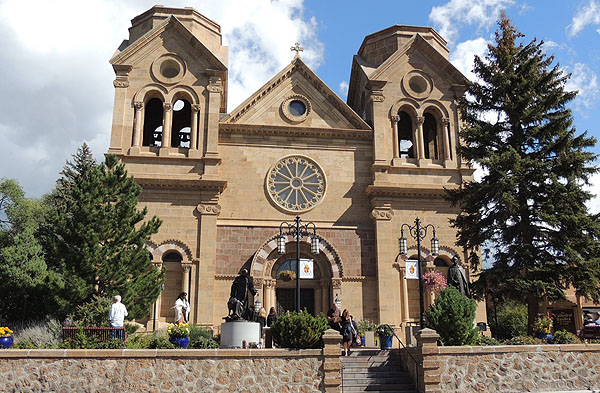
[290,42,304,57]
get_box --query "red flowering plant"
[423,271,447,295]
[532,314,553,335]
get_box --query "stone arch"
[167,85,199,104]
[146,240,159,262]
[133,83,168,104]
[390,98,421,117]
[421,100,450,119]
[250,233,344,280]
[153,239,193,262]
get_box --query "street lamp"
[399,217,439,329]
[278,215,319,313]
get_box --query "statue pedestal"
[220,321,260,348]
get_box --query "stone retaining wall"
[402,328,600,393]
[0,349,324,393]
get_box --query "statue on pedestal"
[225,269,257,321]
[447,256,470,297]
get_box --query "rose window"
[266,156,326,212]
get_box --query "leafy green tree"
[0,179,62,322]
[426,286,479,346]
[492,300,527,340]
[447,14,600,331]
[41,144,164,320]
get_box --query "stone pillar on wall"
[322,328,342,392]
[441,118,451,165]
[391,115,399,159]
[131,101,144,152]
[195,200,221,326]
[371,203,400,327]
[108,64,132,155]
[367,80,388,166]
[415,328,441,393]
[416,116,425,161]
[159,102,173,156]
[150,261,163,329]
[189,104,201,157]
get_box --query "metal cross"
[290,42,304,56]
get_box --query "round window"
[160,60,180,78]
[151,54,186,85]
[266,155,326,212]
[409,75,427,94]
[281,95,311,123]
[402,70,433,100]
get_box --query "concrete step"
[343,377,413,386]
[341,384,417,392]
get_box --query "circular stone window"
[151,54,186,85]
[402,70,433,100]
[281,95,311,123]
[266,155,326,212]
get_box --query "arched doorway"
[250,234,343,317]
[160,251,183,321]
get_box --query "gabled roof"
[109,15,226,72]
[222,56,370,131]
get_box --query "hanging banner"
[299,259,314,279]
[405,260,419,279]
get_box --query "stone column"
[190,104,200,154]
[415,328,441,393]
[132,101,144,148]
[159,102,173,156]
[195,201,221,326]
[182,263,192,293]
[205,73,221,159]
[399,266,410,323]
[441,118,451,163]
[108,64,132,155]
[416,116,425,160]
[151,261,163,330]
[391,115,399,159]
[322,329,342,392]
[366,80,388,166]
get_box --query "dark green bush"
[69,295,112,326]
[271,310,329,349]
[552,330,581,344]
[492,300,528,340]
[189,336,219,349]
[504,335,545,345]
[425,286,478,346]
[124,323,140,336]
[474,335,501,346]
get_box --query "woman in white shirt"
[174,292,190,324]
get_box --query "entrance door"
[276,288,315,315]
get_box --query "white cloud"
[0,0,323,197]
[566,0,600,37]
[338,81,349,97]
[429,0,514,45]
[585,173,600,214]
[564,63,600,110]
[449,37,489,82]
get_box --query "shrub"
[474,335,501,346]
[126,331,174,349]
[189,336,219,349]
[375,324,394,337]
[271,310,328,349]
[504,335,545,345]
[69,295,112,326]
[552,330,581,344]
[492,300,527,340]
[356,319,377,336]
[425,286,478,346]
[12,318,62,349]
[124,323,140,336]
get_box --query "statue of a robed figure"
[447,256,470,297]
[225,269,257,321]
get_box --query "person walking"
[341,309,354,356]
[266,307,278,327]
[174,292,190,324]
[108,295,128,340]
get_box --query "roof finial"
[290,42,304,58]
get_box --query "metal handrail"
[392,332,421,391]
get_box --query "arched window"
[423,113,439,160]
[142,98,164,147]
[162,251,182,263]
[433,257,449,267]
[171,99,191,148]
[397,111,414,158]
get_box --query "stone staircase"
[340,348,417,392]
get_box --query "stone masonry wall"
[0,349,324,393]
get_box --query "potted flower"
[0,327,13,349]
[167,322,190,348]
[375,324,394,350]
[423,271,447,295]
[532,314,553,343]
[357,319,377,347]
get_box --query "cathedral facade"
[107,6,486,339]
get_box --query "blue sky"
[0,0,598,211]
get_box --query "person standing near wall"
[108,295,128,340]
[174,292,190,323]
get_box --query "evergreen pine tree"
[42,144,164,320]
[447,14,600,329]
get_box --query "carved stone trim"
[391,115,399,122]
[113,79,129,88]
[371,208,394,220]
[191,104,201,113]
[208,75,223,93]
[332,279,342,289]
[163,102,173,112]
[181,263,192,273]
[441,117,450,126]
[342,276,366,282]
[417,116,425,125]
[254,278,264,289]
[370,92,385,102]
[219,124,372,141]
[196,204,221,216]
[134,101,144,110]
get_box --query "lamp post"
[399,217,439,329]
[278,215,320,313]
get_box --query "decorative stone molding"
[219,124,372,141]
[163,102,173,112]
[402,70,434,101]
[253,278,264,289]
[207,84,222,93]
[134,101,144,110]
[417,116,425,125]
[281,94,312,123]
[181,263,192,273]
[342,276,366,282]
[371,208,394,220]
[332,279,342,289]
[196,204,221,216]
[113,79,129,88]
[151,53,186,85]
[208,75,223,93]
[154,239,193,261]
[391,115,399,122]
[191,104,201,113]
[441,117,450,126]
[370,93,385,102]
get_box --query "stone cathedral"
[107,5,487,340]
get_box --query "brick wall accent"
[0,348,328,392]
[400,329,600,393]
[216,226,376,277]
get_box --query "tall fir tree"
[447,14,600,329]
[41,144,164,320]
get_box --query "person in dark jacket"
[267,307,278,327]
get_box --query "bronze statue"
[447,256,470,297]
[225,269,257,321]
